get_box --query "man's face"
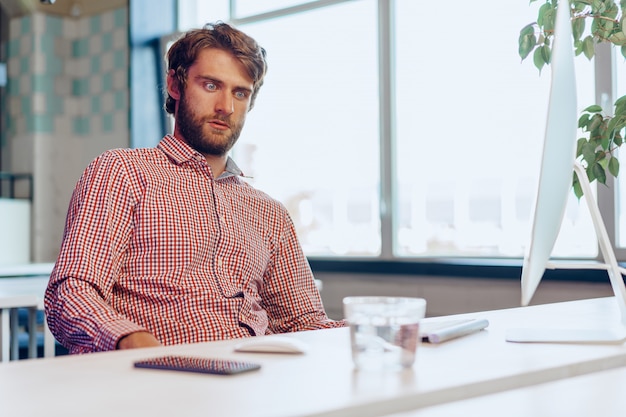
[169,48,254,157]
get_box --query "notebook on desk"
[419,318,489,344]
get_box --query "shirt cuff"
[94,319,149,351]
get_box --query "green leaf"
[607,115,621,132]
[519,32,537,60]
[616,114,626,127]
[583,104,604,113]
[578,113,591,129]
[601,132,611,150]
[582,141,597,163]
[573,172,583,199]
[615,94,626,107]
[573,179,584,199]
[589,113,604,131]
[576,137,587,156]
[574,39,585,56]
[583,36,596,59]
[520,22,535,37]
[591,0,607,14]
[533,46,547,71]
[605,0,619,17]
[587,164,597,182]
[609,31,626,46]
[538,3,555,29]
[572,16,585,41]
[541,44,551,63]
[609,156,620,177]
[592,162,607,184]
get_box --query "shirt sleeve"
[44,152,148,353]
[261,209,347,333]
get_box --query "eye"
[205,82,217,91]
[234,90,250,100]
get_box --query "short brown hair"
[164,22,268,114]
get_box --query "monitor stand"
[506,162,626,343]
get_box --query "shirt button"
[217,258,223,268]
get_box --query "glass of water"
[343,296,427,371]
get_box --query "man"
[45,22,344,354]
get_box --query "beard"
[175,92,244,157]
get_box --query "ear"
[166,69,181,100]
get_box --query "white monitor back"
[520,0,578,307]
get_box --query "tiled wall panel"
[5,9,128,138]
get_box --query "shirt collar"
[158,135,246,179]
[222,157,245,179]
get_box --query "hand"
[116,331,162,350]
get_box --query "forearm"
[116,331,162,349]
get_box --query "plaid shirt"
[45,135,344,354]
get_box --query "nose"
[215,91,234,116]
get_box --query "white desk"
[1,297,626,416]
[397,365,626,417]
[0,276,53,361]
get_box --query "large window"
[236,2,380,257]
[176,0,624,262]
[394,0,596,259]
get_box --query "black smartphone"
[133,355,261,375]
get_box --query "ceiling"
[0,0,127,18]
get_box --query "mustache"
[204,114,231,124]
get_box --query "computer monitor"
[519,0,578,308]
[507,0,626,343]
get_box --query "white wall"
[0,198,30,265]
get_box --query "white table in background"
[0,293,38,362]
[0,263,54,278]
[2,297,626,416]
[0,276,53,361]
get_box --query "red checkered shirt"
[45,135,345,354]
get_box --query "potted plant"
[518,0,626,198]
